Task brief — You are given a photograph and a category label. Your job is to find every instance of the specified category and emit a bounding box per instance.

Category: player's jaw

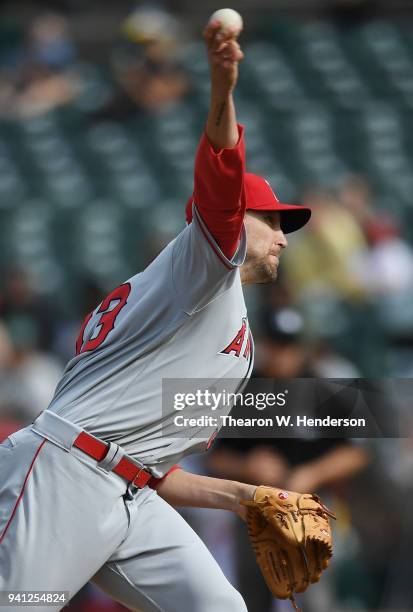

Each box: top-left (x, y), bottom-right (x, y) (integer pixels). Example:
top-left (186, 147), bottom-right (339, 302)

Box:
top-left (241, 211), bottom-right (288, 285)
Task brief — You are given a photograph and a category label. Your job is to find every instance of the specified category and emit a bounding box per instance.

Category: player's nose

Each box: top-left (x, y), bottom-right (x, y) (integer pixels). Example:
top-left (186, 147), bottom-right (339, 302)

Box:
top-left (275, 229), bottom-right (288, 250)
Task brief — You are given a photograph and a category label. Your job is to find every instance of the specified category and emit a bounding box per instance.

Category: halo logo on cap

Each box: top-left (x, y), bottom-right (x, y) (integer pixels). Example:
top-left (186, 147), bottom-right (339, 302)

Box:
top-left (264, 179), bottom-right (277, 200)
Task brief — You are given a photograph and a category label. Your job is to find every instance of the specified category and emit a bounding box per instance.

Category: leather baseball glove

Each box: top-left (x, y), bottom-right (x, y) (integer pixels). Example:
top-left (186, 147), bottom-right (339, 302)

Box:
top-left (240, 486), bottom-right (335, 611)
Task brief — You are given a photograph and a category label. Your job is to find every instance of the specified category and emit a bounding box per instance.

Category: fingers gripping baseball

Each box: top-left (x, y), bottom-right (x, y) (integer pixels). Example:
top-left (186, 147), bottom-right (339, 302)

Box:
top-left (204, 21), bottom-right (244, 92)
top-left (215, 39), bottom-right (244, 69)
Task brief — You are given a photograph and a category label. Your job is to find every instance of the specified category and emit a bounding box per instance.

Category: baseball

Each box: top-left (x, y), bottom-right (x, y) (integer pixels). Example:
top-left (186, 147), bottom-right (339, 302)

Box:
top-left (209, 8), bottom-right (243, 35)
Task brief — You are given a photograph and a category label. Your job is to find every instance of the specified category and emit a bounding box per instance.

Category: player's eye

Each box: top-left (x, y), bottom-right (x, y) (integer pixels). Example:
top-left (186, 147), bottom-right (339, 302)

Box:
top-left (264, 214), bottom-right (281, 231)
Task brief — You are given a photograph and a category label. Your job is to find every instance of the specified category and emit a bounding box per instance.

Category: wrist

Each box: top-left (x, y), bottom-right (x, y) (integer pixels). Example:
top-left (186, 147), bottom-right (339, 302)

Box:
top-left (232, 482), bottom-right (256, 521)
top-left (233, 481), bottom-right (256, 509)
top-left (210, 83), bottom-right (234, 100)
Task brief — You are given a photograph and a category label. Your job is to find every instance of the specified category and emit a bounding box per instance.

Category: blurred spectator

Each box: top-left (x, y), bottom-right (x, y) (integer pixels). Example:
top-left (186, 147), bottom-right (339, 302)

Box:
top-left (29, 12), bottom-right (76, 70)
top-left (362, 220), bottom-right (413, 294)
top-left (339, 175), bottom-right (413, 295)
top-left (283, 188), bottom-right (369, 304)
top-left (0, 12), bottom-right (80, 118)
top-left (94, 6), bottom-right (189, 120)
top-left (0, 267), bottom-right (63, 419)
top-left (255, 306), bottom-right (360, 378)
top-left (337, 175), bottom-right (377, 233)
top-left (338, 176), bottom-right (413, 342)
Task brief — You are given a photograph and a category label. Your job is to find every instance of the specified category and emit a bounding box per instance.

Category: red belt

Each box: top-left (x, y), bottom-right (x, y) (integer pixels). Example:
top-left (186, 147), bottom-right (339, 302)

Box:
top-left (73, 431), bottom-right (152, 488)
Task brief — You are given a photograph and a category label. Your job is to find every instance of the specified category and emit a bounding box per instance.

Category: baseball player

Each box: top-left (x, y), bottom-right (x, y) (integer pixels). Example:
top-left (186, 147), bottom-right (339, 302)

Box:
top-left (0, 21), bottom-right (311, 612)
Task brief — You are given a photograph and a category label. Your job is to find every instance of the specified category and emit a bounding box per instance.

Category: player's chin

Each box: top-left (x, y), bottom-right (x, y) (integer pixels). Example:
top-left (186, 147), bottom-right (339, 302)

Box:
top-left (255, 260), bottom-right (279, 284)
top-left (265, 266), bottom-right (279, 283)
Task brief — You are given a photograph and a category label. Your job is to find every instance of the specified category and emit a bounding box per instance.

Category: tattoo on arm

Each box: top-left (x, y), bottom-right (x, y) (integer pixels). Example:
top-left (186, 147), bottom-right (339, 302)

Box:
top-left (215, 102), bottom-right (226, 127)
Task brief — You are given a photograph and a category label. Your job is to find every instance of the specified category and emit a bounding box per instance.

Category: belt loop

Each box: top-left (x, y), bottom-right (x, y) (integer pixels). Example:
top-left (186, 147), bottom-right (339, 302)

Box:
top-left (98, 442), bottom-right (124, 473)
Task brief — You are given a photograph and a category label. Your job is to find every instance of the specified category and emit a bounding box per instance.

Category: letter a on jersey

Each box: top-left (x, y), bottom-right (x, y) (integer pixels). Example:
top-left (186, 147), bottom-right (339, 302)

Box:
top-left (221, 318), bottom-right (247, 358)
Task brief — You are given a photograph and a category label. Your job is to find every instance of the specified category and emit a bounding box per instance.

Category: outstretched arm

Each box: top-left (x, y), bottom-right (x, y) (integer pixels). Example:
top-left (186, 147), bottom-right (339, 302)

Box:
top-left (205, 21), bottom-right (243, 150)
top-left (156, 467), bottom-right (256, 520)
top-left (191, 22), bottom-right (246, 260)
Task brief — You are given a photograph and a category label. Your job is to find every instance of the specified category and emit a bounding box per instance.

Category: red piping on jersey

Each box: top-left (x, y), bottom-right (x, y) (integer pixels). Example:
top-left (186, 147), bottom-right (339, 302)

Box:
top-left (196, 210), bottom-right (234, 271)
top-left (0, 439), bottom-right (47, 546)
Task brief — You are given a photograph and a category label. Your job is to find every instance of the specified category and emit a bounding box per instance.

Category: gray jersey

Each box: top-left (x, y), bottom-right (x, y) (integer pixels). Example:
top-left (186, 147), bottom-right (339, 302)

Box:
top-left (47, 205), bottom-right (253, 476)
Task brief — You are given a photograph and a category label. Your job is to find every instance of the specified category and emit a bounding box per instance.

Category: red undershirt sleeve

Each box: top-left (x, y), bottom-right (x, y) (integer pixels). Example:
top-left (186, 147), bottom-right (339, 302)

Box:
top-left (193, 124), bottom-right (246, 260)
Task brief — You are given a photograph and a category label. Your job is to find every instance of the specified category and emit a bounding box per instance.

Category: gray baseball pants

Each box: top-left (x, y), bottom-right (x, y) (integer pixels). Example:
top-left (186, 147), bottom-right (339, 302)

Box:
top-left (0, 414), bottom-right (247, 612)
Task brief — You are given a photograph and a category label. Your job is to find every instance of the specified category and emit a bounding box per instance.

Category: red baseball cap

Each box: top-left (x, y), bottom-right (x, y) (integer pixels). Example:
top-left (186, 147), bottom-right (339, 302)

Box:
top-left (186, 172), bottom-right (311, 233)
